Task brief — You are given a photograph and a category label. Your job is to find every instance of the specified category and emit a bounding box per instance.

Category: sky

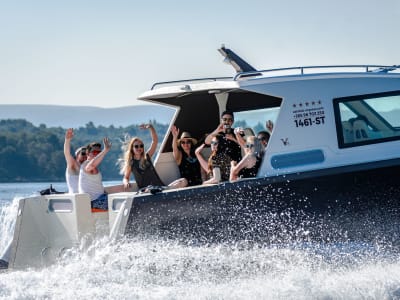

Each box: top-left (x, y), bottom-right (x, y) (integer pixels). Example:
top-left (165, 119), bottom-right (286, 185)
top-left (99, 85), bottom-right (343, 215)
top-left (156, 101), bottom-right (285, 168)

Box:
top-left (1, 0), bottom-right (399, 108)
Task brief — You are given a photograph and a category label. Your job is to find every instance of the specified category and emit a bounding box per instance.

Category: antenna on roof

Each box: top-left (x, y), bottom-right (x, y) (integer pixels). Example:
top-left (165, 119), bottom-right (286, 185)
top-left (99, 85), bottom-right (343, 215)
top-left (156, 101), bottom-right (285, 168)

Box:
top-left (218, 45), bottom-right (257, 73)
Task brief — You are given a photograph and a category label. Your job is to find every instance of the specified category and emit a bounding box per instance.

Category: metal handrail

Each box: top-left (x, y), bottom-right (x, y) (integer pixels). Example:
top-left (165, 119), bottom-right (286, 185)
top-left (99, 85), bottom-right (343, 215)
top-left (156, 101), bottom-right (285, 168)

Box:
top-left (151, 77), bottom-right (232, 90)
top-left (234, 65), bottom-right (400, 80)
top-left (150, 65), bottom-right (400, 90)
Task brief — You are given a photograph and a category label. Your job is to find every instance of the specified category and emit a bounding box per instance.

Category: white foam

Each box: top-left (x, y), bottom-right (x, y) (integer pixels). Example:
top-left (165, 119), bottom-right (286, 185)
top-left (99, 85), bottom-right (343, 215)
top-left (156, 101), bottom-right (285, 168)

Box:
top-left (0, 239), bottom-right (399, 299)
top-left (0, 197), bottom-right (20, 257)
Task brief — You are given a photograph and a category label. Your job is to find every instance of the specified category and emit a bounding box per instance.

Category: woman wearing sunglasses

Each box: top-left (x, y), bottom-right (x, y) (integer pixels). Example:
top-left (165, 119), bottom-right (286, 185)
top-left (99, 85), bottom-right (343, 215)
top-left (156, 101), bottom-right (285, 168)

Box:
top-left (195, 134), bottom-right (231, 185)
top-left (122, 123), bottom-right (187, 191)
top-left (229, 136), bottom-right (263, 181)
top-left (171, 125), bottom-right (202, 186)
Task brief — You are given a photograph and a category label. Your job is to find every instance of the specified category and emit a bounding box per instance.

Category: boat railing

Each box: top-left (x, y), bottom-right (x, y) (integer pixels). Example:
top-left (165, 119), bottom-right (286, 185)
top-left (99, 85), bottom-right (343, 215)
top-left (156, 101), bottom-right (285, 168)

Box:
top-left (234, 65), bottom-right (400, 80)
top-left (151, 77), bottom-right (232, 90)
top-left (150, 65), bottom-right (400, 90)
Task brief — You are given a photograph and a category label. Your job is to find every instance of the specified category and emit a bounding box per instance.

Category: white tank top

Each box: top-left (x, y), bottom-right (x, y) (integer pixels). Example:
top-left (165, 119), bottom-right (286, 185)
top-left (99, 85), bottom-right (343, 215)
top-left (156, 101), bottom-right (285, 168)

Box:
top-left (78, 161), bottom-right (104, 201)
top-left (66, 168), bottom-right (79, 194)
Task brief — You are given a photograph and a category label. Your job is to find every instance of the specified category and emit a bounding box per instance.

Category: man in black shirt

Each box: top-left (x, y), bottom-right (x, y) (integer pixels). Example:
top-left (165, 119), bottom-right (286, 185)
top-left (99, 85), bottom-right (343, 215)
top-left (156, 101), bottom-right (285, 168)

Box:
top-left (205, 110), bottom-right (242, 162)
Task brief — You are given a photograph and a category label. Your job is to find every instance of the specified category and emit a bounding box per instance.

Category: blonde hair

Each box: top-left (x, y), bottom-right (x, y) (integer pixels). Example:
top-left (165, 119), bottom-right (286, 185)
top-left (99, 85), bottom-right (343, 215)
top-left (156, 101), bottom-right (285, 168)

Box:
top-left (247, 136), bottom-right (263, 157)
top-left (120, 136), bottom-right (148, 173)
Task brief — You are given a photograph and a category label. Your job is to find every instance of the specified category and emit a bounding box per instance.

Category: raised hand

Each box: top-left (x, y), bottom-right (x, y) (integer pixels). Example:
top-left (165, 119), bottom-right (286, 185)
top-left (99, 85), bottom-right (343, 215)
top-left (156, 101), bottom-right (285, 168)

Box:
top-left (103, 137), bottom-right (112, 151)
top-left (139, 123), bottom-right (152, 130)
top-left (195, 143), bottom-right (205, 155)
top-left (266, 120), bottom-right (274, 133)
top-left (217, 123), bottom-right (225, 132)
top-left (65, 128), bottom-right (74, 140)
top-left (171, 125), bottom-right (179, 138)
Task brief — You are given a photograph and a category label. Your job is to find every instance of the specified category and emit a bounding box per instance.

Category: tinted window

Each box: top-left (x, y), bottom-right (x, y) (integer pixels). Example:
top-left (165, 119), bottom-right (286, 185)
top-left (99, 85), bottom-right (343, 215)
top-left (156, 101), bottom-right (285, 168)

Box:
top-left (334, 91), bottom-right (400, 148)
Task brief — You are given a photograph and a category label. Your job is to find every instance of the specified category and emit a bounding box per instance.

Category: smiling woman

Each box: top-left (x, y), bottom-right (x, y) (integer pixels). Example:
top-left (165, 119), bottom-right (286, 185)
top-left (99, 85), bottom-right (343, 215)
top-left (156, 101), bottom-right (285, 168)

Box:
top-left (122, 124), bottom-right (188, 191)
top-left (171, 126), bottom-right (202, 186)
top-left (195, 134), bottom-right (231, 185)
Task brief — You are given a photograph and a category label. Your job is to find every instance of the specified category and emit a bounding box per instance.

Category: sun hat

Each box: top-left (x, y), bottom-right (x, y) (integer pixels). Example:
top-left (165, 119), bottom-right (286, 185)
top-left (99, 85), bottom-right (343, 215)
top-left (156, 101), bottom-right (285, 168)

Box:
top-left (177, 132), bottom-right (198, 145)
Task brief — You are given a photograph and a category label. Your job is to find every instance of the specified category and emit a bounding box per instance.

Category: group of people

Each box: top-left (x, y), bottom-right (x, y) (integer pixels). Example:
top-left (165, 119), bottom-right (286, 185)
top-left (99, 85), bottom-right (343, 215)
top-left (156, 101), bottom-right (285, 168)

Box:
top-left (64, 111), bottom-right (272, 210)
top-left (64, 128), bottom-right (112, 210)
top-left (195, 111), bottom-right (270, 184)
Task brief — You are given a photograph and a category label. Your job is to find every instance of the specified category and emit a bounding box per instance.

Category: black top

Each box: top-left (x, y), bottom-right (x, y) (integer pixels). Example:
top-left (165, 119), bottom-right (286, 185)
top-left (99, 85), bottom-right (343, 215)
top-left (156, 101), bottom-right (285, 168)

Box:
top-left (239, 156), bottom-right (262, 178)
top-left (179, 151), bottom-right (202, 186)
top-left (239, 155), bottom-right (262, 178)
top-left (220, 132), bottom-right (242, 162)
top-left (211, 152), bottom-right (231, 182)
top-left (130, 153), bottom-right (165, 188)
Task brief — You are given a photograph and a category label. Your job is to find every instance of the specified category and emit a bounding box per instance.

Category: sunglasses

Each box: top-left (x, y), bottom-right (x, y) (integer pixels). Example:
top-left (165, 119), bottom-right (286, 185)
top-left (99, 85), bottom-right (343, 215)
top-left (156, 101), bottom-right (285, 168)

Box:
top-left (245, 144), bottom-right (254, 148)
top-left (181, 140), bottom-right (191, 145)
top-left (134, 144), bottom-right (144, 149)
top-left (210, 141), bottom-right (219, 145)
top-left (222, 118), bottom-right (233, 122)
top-left (258, 137), bottom-right (267, 141)
top-left (91, 150), bottom-right (101, 155)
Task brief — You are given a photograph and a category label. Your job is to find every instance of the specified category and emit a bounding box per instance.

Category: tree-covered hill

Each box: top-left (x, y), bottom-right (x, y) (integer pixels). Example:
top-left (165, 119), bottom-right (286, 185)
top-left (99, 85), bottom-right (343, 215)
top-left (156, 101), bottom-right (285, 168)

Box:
top-left (0, 119), bottom-right (168, 182)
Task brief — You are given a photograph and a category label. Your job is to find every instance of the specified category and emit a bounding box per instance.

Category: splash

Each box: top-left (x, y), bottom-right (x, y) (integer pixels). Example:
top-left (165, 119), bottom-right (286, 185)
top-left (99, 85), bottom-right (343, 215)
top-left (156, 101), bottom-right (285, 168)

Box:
top-left (0, 197), bottom-right (20, 256)
top-left (1, 238), bottom-right (400, 299)
top-left (1, 181), bottom-right (400, 298)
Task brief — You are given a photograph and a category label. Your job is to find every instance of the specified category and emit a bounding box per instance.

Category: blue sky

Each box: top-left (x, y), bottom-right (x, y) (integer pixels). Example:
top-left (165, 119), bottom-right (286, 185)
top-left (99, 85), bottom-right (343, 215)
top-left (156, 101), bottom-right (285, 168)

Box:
top-left (1, 0), bottom-right (399, 107)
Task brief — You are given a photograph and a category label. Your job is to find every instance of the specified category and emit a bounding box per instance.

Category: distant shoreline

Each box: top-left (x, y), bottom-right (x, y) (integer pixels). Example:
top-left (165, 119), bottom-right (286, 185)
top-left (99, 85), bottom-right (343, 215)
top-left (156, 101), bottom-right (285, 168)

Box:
top-left (0, 104), bottom-right (175, 128)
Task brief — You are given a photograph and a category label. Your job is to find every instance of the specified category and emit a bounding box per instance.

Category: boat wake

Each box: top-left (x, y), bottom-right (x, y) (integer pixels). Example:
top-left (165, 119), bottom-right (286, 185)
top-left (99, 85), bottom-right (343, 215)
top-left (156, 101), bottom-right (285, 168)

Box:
top-left (0, 236), bottom-right (400, 299)
top-left (1, 196), bottom-right (400, 299)
top-left (0, 197), bottom-right (19, 258)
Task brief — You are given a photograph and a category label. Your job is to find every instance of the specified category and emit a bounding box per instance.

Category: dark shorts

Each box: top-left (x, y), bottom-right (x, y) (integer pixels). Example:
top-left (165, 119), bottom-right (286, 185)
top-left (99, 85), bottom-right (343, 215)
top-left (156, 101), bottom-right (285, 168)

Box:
top-left (91, 193), bottom-right (108, 210)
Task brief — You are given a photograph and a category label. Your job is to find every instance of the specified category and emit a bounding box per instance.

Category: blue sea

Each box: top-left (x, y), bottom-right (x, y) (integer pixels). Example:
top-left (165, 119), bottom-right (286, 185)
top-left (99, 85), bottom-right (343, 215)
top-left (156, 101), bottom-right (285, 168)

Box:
top-left (1, 182), bottom-right (400, 299)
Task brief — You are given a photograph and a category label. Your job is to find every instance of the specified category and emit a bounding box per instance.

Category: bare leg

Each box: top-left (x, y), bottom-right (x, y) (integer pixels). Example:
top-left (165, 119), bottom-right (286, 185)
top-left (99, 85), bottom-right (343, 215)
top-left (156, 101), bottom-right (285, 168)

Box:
top-left (168, 178), bottom-right (188, 189)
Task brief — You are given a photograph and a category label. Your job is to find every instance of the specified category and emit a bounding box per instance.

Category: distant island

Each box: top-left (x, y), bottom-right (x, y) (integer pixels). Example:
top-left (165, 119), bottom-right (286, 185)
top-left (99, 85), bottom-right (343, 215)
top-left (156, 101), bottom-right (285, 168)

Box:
top-left (0, 104), bottom-right (175, 128)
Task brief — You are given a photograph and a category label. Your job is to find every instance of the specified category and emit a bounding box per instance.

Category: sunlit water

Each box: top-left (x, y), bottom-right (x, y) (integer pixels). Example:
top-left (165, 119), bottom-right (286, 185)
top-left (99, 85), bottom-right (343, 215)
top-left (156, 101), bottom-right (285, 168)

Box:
top-left (1, 182), bottom-right (400, 299)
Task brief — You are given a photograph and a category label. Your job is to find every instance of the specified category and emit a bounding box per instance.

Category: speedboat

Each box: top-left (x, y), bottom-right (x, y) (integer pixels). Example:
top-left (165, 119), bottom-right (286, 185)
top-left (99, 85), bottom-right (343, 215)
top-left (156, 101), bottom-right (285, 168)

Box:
top-left (2, 46), bottom-right (400, 269)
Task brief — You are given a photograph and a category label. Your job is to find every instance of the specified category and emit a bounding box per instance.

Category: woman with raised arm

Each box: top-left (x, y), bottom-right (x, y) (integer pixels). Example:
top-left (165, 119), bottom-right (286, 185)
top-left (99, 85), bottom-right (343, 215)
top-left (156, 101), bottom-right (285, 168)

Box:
top-left (171, 125), bottom-right (202, 186)
top-left (229, 135), bottom-right (263, 182)
top-left (195, 134), bottom-right (231, 185)
top-left (122, 123), bottom-right (187, 191)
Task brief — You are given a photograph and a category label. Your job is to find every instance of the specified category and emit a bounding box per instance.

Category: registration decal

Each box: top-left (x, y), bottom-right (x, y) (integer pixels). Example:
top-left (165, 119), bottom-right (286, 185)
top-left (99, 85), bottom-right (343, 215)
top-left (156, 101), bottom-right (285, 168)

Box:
top-left (292, 100), bottom-right (325, 128)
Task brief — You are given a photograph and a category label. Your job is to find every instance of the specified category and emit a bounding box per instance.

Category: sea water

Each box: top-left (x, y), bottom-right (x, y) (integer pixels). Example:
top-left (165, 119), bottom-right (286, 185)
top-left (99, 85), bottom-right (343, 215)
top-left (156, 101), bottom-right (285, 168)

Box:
top-left (1, 183), bottom-right (400, 299)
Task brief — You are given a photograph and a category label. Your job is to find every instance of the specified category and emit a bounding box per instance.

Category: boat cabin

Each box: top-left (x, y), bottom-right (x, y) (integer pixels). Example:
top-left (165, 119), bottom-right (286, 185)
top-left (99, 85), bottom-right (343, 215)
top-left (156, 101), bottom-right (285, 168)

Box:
top-left (139, 63), bottom-right (400, 186)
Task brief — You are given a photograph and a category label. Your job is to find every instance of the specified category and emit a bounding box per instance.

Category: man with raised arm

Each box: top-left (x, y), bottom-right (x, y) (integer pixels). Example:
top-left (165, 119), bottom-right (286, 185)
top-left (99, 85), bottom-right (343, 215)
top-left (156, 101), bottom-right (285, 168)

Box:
top-left (205, 110), bottom-right (242, 162)
top-left (78, 137), bottom-right (112, 210)
top-left (64, 128), bottom-right (87, 194)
